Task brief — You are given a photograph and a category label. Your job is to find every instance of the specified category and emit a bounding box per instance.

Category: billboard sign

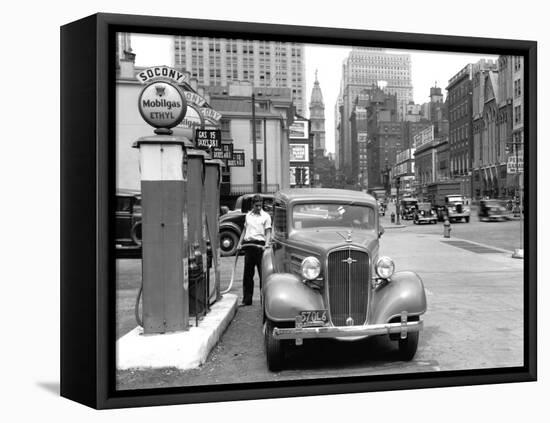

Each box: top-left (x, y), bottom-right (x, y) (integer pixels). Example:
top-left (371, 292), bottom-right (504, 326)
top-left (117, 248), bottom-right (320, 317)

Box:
top-left (289, 143), bottom-right (309, 162)
top-left (289, 120), bottom-right (309, 139)
top-left (507, 150), bottom-right (524, 174)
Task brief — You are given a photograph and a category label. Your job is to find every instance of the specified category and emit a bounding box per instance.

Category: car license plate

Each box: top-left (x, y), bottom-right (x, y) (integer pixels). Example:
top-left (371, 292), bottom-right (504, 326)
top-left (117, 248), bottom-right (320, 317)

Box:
top-left (298, 310), bottom-right (327, 327)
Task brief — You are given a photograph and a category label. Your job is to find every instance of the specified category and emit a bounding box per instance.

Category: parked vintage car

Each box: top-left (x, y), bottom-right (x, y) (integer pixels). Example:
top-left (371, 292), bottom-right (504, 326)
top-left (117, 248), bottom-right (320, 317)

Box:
top-left (261, 189), bottom-right (427, 371)
top-left (413, 202), bottom-right (438, 224)
top-left (478, 199), bottom-right (508, 222)
top-left (400, 197), bottom-right (418, 220)
top-left (115, 189), bottom-right (142, 258)
top-left (219, 193), bottom-right (274, 256)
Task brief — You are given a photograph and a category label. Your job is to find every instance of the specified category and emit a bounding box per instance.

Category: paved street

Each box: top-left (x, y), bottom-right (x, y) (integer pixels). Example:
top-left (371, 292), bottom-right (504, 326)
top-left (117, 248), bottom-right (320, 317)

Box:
top-left (116, 210), bottom-right (524, 390)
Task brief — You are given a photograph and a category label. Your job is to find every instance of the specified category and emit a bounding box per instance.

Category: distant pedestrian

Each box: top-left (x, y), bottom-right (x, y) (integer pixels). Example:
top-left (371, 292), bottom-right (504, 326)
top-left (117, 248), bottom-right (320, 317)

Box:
top-left (237, 195), bottom-right (272, 306)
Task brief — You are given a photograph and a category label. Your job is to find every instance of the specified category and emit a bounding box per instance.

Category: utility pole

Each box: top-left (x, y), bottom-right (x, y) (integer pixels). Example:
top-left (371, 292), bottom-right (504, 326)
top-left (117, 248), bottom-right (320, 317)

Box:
top-left (396, 175), bottom-right (401, 225)
top-left (507, 138), bottom-right (524, 259)
top-left (251, 92), bottom-right (258, 193)
top-left (263, 116), bottom-right (267, 193)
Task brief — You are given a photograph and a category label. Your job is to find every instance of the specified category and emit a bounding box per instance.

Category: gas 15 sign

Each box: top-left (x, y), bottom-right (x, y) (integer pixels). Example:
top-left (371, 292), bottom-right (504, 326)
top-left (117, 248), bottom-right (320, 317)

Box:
top-left (195, 129), bottom-right (221, 149)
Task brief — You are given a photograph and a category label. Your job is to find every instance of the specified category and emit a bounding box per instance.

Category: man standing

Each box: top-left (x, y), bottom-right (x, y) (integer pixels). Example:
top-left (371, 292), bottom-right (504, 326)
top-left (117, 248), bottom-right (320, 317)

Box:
top-left (238, 195), bottom-right (272, 306)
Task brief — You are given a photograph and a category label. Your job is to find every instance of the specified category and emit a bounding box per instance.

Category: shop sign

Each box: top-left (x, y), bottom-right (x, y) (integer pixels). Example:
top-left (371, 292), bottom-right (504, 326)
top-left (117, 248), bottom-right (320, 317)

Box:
top-left (289, 143), bottom-right (309, 162)
top-left (289, 120), bottom-right (309, 139)
top-left (227, 151), bottom-right (245, 167)
top-left (507, 151), bottom-right (524, 174)
top-left (212, 143), bottom-right (233, 160)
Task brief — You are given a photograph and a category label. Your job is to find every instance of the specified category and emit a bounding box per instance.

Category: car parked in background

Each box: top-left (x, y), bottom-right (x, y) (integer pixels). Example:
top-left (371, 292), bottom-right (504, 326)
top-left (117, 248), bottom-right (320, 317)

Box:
top-left (115, 189), bottom-right (142, 258)
top-left (444, 195), bottom-right (471, 223)
top-left (413, 202), bottom-right (438, 224)
top-left (400, 197), bottom-right (418, 220)
top-left (219, 193), bottom-right (274, 256)
top-left (478, 199), bottom-right (508, 222)
top-left (261, 189), bottom-right (427, 371)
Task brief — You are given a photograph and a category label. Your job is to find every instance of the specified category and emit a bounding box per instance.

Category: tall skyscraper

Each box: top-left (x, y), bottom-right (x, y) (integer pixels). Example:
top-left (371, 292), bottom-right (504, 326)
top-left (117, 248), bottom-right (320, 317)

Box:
top-left (309, 70), bottom-right (326, 153)
top-left (174, 37), bottom-right (306, 115)
top-left (335, 48), bottom-right (413, 178)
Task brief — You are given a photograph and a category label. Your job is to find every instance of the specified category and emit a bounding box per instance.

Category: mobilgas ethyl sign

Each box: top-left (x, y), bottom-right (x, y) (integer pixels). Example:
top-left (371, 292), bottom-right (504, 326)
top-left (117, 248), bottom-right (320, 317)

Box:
top-left (137, 67), bottom-right (188, 130)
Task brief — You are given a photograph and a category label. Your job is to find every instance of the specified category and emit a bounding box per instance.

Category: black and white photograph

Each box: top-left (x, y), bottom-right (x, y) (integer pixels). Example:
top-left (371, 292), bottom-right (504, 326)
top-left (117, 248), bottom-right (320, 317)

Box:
top-left (7, 0), bottom-right (548, 421)
top-left (114, 30), bottom-right (528, 390)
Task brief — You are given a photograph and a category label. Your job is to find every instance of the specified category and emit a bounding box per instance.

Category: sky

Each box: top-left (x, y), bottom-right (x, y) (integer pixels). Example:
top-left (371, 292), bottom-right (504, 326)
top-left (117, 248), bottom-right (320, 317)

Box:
top-left (130, 34), bottom-right (498, 154)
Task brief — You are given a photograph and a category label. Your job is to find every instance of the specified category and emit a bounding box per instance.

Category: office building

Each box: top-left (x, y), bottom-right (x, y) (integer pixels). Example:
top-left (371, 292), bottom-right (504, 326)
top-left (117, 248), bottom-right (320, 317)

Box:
top-left (174, 37), bottom-right (306, 115)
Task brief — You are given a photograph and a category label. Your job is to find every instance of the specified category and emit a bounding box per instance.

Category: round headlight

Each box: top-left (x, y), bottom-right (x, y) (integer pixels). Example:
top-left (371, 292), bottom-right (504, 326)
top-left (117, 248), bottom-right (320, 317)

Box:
top-left (301, 257), bottom-right (321, 280)
top-left (376, 256), bottom-right (395, 279)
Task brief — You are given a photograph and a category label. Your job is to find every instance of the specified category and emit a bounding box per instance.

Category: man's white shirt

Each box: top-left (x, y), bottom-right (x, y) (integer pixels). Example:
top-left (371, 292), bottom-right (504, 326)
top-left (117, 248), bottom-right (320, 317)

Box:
top-left (244, 209), bottom-right (272, 242)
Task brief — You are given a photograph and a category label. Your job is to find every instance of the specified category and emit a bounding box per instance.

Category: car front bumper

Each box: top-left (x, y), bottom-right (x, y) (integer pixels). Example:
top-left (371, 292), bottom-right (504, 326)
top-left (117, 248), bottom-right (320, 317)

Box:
top-left (448, 213), bottom-right (470, 218)
top-left (416, 217), bottom-right (437, 222)
top-left (273, 313), bottom-right (423, 341)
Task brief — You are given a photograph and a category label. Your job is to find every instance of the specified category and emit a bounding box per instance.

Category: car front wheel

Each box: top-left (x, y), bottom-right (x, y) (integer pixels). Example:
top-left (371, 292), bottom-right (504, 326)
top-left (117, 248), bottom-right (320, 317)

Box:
top-left (219, 230), bottom-right (239, 256)
top-left (398, 331), bottom-right (419, 361)
top-left (264, 319), bottom-right (284, 371)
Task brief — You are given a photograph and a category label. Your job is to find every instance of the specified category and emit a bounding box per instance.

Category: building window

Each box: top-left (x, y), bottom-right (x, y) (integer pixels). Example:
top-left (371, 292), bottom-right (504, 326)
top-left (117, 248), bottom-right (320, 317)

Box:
top-left (250, 120), bottom-right (263, 142)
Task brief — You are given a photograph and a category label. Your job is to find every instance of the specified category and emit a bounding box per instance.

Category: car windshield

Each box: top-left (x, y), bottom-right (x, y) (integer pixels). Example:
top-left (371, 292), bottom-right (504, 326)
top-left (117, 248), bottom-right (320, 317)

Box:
top-left (401, 200), bottom-right (417, 207)
top-left (292, 203), bottom-right (376, 230)
top-left (447, 196), bottom-right (464, 203)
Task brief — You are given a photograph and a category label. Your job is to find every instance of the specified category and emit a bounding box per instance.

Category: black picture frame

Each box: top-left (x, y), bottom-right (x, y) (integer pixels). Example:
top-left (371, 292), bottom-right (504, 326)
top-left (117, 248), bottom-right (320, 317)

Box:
top-left (60, 12), bottom-right (537, 409)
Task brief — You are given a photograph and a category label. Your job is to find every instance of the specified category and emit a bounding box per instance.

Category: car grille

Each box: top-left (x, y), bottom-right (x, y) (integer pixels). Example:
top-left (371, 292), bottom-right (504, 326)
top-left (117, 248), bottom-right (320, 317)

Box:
top-left (327, 249), bottom-right (369, 326)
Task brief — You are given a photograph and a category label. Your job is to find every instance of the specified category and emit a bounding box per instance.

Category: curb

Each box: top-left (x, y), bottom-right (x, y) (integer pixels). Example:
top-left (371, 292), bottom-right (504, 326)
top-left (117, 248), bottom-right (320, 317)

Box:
top-left (116, 293), bottom-right (238, 370)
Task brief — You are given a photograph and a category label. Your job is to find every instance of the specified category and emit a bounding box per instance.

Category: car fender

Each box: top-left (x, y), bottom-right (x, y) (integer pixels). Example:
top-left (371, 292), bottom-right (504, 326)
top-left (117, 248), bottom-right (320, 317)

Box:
top-left (263, 273), bottom-right (324, 322)
top-left (219, 221), bottom-right (241, 236)
top-left (370, 271), bottom-right (427, 324)
top-left (261, 248), bottom-right (275, 281)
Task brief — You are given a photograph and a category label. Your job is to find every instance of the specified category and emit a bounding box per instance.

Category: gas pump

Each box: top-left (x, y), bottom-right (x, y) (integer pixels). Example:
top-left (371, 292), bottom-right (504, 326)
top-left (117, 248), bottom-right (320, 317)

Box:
top-left (204, 158), bottom-right (224, 302)
top-left (186, 148), bottom-right (210, 319)
top-left (132, 69), bottom-right (193, 334)
top-left (133, 135), bottom-right (193, 334)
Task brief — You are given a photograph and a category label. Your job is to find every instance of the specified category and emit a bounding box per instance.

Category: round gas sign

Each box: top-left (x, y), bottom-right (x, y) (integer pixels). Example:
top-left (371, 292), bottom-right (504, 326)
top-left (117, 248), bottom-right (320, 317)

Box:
top-left (138, 81), bottom-right (187, 130)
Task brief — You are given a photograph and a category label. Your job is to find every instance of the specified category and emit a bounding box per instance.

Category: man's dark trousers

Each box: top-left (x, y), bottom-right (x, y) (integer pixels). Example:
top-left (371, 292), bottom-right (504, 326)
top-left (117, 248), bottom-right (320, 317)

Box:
top-left (242, 243), bottom-right (264, 304)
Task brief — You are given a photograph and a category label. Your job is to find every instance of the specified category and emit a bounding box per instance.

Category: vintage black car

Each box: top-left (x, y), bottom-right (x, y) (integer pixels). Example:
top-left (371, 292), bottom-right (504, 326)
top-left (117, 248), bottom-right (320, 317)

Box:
top-left (400, 197), bottom-right (418, 220)
top-left (478, 199), bottom-right (508, 222)
top-left (219, 193), bottom-right (274, 256)
top-left (115, 189), bottom-right (142, 258)
top-left (413, 202), bottom-right (438, 224)
top-left (261, 189), bottom-right (427, 371)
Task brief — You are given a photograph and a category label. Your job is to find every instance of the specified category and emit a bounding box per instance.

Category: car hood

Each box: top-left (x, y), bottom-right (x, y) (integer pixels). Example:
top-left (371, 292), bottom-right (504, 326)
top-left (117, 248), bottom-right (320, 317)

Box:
top-left (288, 229), bottom-right (378, 251)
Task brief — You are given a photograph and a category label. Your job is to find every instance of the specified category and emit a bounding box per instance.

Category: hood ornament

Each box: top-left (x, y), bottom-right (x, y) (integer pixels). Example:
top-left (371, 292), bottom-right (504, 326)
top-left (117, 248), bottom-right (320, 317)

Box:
top-left (346, 230), bottom-right (353, 243)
